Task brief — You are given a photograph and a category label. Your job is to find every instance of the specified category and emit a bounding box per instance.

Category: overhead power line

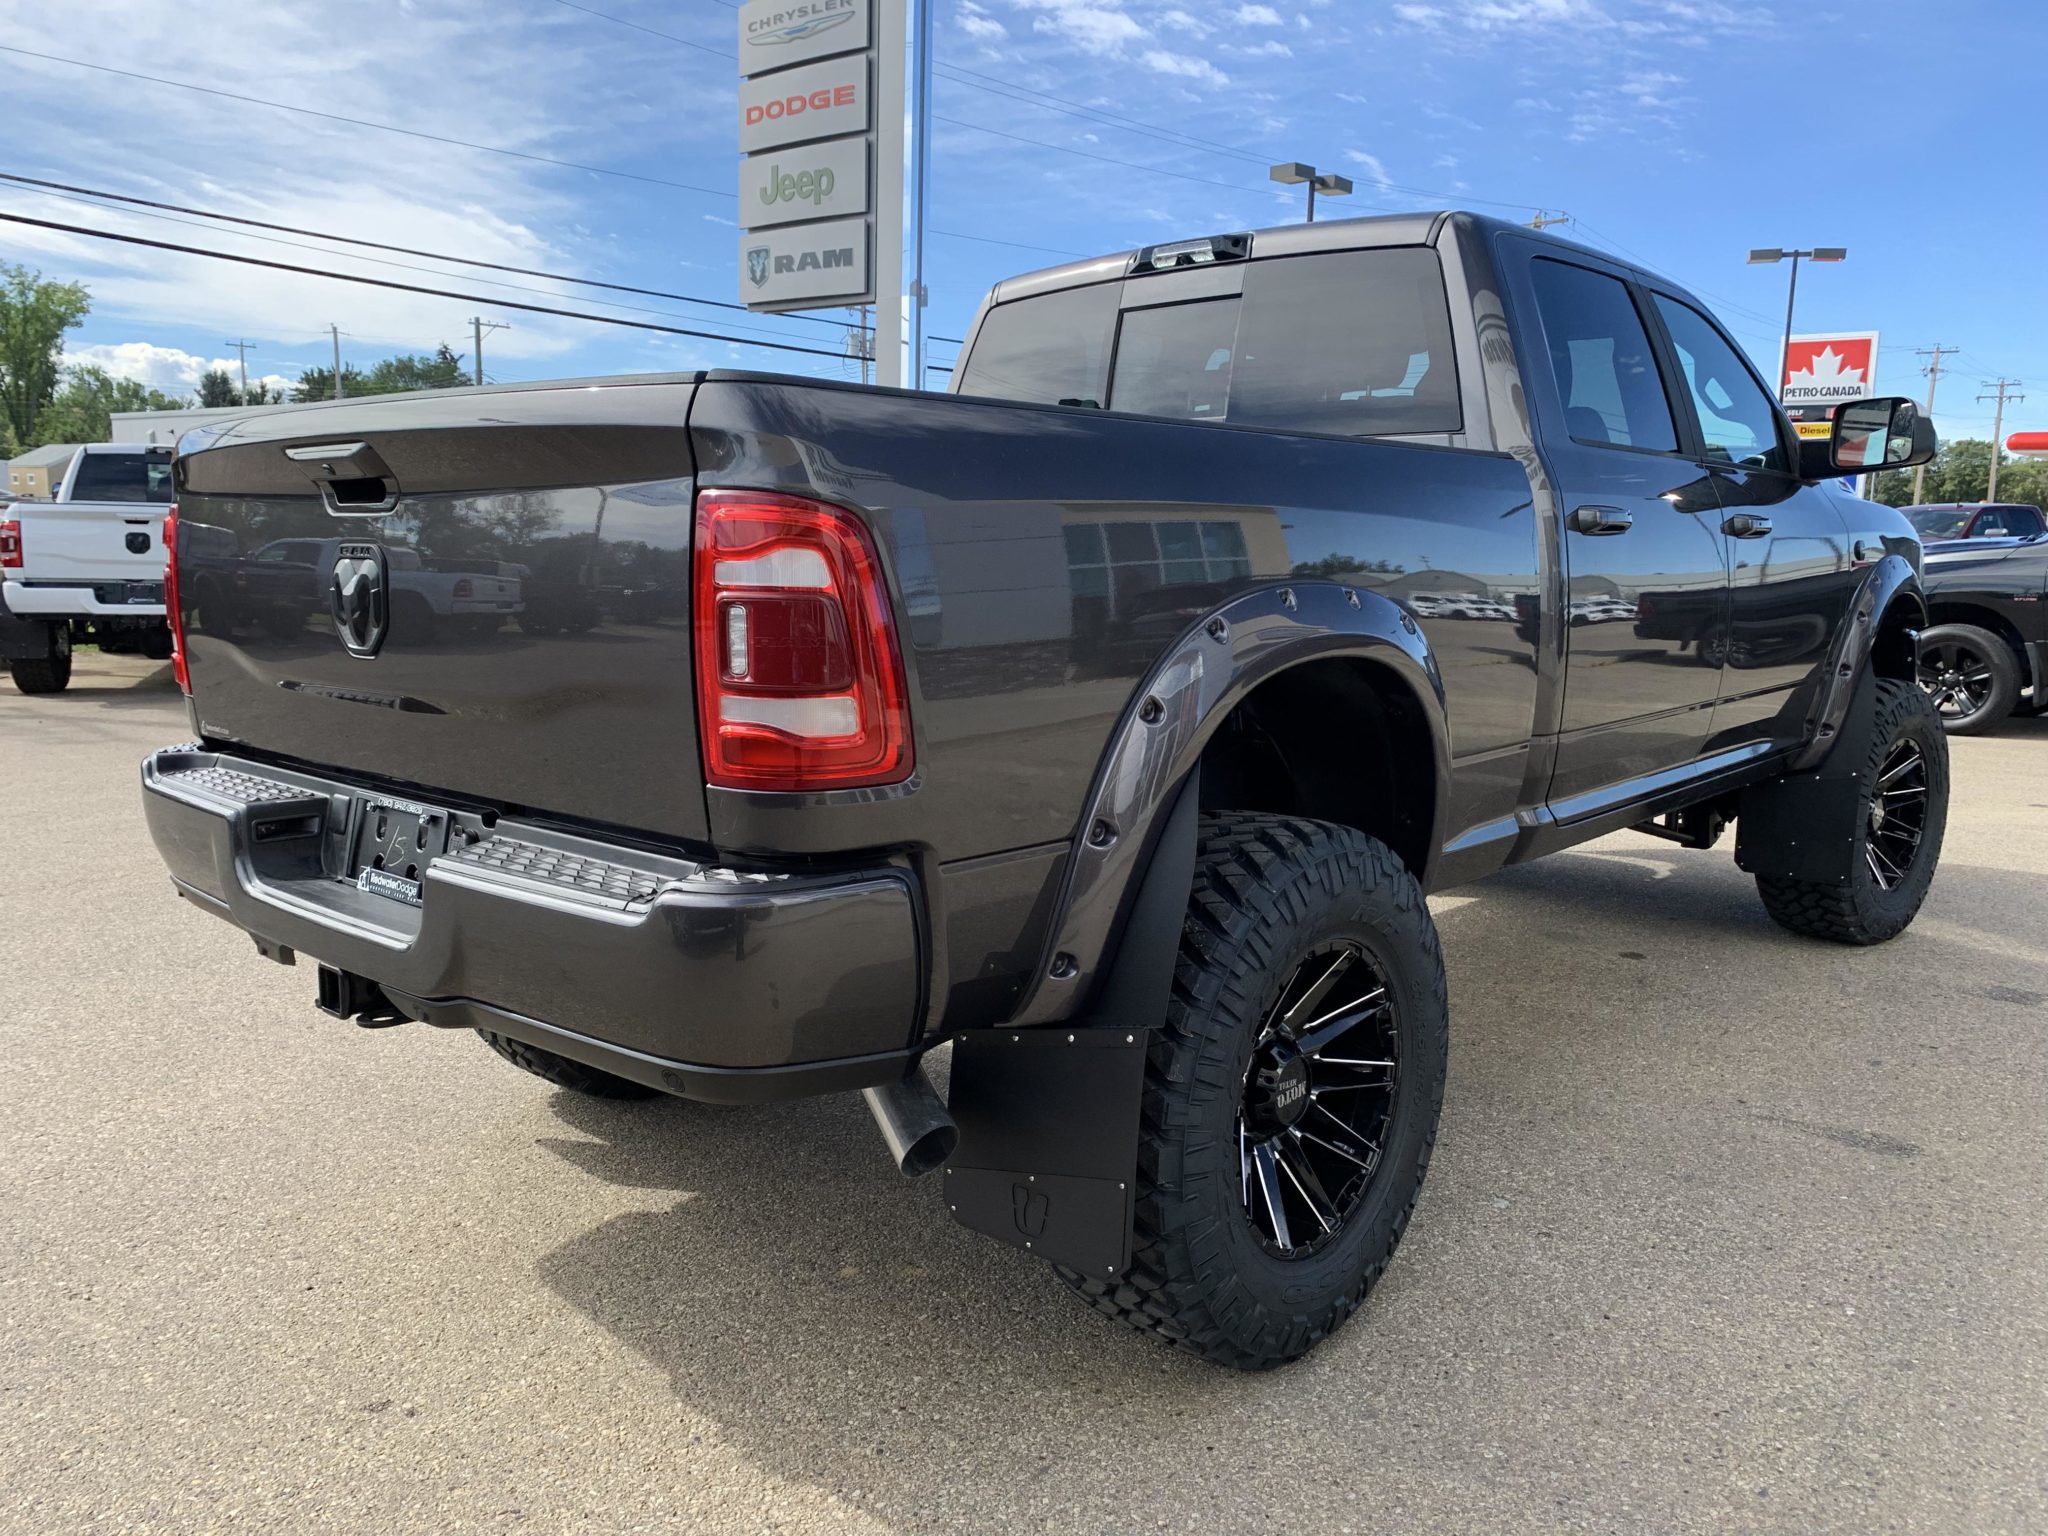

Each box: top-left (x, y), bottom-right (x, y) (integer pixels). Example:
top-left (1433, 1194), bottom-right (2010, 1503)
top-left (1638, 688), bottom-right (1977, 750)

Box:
top-left (0, 46), bottom-right (1070, 262)
top-left (0, 170), bottom-right (859, 332)
top-left (0, 45), bottom-right (736, 199)
top-left (0, 211), bottom-right (851, 362)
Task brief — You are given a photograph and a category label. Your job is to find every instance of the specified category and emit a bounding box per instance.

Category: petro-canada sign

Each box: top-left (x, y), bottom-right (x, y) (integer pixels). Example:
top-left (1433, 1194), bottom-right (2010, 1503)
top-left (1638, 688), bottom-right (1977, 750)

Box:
top-left (1781, 331), bottom-right (1880, 408)
top-left (736, 0), bottom-right (876, 311)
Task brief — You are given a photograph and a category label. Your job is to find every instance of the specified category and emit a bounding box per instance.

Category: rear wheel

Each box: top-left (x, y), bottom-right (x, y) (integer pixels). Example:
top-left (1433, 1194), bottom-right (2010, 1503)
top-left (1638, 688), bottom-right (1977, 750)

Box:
top-left (1061, 812), bottom-right (1448, 1371)
top-left (1916, 622), bottom-right (2018, 734)
top-left (1755, 678), bottom-right (1948, 945)
top-left (8, 626), bottom-right (73, 694)
top-left (477, 1031), bottom-right (663, 1099)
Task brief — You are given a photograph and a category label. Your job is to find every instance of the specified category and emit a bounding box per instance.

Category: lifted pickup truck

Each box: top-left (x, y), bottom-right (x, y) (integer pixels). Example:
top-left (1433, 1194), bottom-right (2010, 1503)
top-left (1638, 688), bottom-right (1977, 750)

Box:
top-left (2, 442), bottom-right (175, 692)
top-left (141, 213), bottom-right (1944, 1369)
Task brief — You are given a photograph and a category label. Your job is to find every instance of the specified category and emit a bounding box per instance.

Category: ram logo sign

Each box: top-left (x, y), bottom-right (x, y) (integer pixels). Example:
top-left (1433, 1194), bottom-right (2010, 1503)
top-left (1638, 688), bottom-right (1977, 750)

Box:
top-left (736, 217), bottom-right (870, 310)
top-left (1781, 332), bottom-right (1880, 407)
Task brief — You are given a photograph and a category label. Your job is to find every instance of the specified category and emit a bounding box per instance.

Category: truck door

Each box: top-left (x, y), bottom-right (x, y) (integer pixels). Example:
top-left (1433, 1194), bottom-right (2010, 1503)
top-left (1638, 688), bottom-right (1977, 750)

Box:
top-left (1507, 246), bottom-right (1729, 806)
top-left (1642, 291), bottom-right (1858, 752)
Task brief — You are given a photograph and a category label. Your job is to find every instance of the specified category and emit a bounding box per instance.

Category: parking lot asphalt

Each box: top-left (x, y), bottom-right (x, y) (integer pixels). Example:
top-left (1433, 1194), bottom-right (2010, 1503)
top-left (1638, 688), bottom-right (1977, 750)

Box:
top-left (3, 652), bottom-right (2044, 1535)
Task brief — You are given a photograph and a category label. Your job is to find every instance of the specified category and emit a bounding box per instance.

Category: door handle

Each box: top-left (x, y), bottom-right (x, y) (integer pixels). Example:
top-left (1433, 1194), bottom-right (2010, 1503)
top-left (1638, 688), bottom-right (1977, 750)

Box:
top-left (1723, 513), bottom-right (1772, 539)
top-left (1567, 505), bottom-right (1633, 536)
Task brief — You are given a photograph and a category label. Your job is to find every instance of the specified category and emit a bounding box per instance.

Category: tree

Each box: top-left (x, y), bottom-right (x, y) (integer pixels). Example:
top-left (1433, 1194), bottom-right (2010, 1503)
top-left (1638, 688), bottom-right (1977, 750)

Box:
top-left (197, 368), bottom-right (239, 407)
top-left (291, 363), bottom-right (368, 402)
top-left (0, 263), bottom-right (91, 447)
top-left (1869, 440), bottom-right (2048, 509)
top-left (364, 344), bottom-right (470, 393)
top-left (35, 365), bottom-right (189, 445)
top-left (292, 345), bottom-right (470, 403)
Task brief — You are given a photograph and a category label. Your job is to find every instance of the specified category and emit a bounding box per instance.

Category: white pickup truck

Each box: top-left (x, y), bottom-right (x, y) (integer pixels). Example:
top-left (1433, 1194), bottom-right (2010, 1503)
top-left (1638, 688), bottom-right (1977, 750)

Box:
top-left (0, 443), bottom-right (174, 693)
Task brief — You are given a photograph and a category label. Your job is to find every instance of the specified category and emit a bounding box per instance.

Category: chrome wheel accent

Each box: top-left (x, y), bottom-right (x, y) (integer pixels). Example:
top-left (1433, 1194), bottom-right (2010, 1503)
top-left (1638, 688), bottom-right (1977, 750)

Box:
top-left (1865, 740), bottom-right (1928, 892)
top-left (1237, 940), bottom-right (1399, 1258)
top-left (1917, 639), bottom-right (1995, 719)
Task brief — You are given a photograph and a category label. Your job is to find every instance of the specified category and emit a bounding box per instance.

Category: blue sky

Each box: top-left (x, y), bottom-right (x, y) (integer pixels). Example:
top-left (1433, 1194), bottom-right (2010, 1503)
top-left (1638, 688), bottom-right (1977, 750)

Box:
top-left (3, 0), bottom-right (2042, 447)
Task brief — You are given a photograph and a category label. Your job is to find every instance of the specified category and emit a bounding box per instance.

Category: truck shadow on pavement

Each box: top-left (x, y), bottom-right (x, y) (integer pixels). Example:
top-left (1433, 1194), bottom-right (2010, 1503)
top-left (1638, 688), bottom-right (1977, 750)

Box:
top-left (531, 1080), bottom-right (1300, 1526)
top-left (525, 837), bottom-right (2048, 1528)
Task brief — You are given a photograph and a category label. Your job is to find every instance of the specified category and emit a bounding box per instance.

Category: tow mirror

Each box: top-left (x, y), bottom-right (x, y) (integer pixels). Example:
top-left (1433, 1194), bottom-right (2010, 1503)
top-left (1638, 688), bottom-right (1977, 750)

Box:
top-left (1802, 396), bottom-right (1937, 479)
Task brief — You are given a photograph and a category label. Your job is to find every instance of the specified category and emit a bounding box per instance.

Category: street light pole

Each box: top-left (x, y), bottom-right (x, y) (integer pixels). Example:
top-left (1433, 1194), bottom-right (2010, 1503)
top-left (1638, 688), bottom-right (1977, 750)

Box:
top-left (1269, 162), bottom-right (1353, 224)
top-left (1746, 245), bottom-right (1847, 396)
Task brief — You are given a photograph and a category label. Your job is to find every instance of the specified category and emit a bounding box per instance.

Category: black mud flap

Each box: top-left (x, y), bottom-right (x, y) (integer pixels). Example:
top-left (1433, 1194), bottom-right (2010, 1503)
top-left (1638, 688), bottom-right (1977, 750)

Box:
top-left (0, 609), bottom-right (57, 661)
top-left (1734, 667), bottom-right (1877, 884)
top-left (944, 767), bottom-right (1198, 1278)
top-left (944, 1027), bottom-right (1150, 1280)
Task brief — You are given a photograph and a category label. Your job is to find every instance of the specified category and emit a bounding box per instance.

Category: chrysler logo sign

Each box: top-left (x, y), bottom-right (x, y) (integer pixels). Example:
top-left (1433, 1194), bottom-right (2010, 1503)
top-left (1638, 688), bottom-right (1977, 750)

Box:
top-left (331, 542), bottom-right (389, 658)
top-left (746, 3), bottom-right (855, 49)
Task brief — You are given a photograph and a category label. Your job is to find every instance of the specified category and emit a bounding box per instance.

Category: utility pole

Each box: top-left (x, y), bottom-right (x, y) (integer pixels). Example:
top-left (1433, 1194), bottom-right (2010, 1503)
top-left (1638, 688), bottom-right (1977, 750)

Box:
top-left (1912, 344), bottom-right (1953, 503)
top-left (1528, 210), bottom-right (1572, 230)
top-left (468, 317), bottom-right (509, 385)
top-left (1978, 378), bottom-right (2025, 502)
top-left (329, 323), bottom-right (344, 400)
top-left (224, 339), bottom-right (256, 402)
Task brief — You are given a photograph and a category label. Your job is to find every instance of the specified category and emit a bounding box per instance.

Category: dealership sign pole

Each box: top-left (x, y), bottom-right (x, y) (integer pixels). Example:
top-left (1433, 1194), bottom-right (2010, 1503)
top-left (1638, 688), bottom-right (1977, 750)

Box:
top-left (737, 0), bottom-right (918, 388)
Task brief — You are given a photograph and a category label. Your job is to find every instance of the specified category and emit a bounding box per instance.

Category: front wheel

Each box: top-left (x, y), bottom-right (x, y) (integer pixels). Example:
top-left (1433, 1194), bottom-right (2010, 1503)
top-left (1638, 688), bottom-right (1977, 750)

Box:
top-left (1755, 678), bottom-right (1948, 945)
top-left (1916, 622), bottom-right (2018, 734)
top-left (1062, 813), bottom-right (1448, 1371)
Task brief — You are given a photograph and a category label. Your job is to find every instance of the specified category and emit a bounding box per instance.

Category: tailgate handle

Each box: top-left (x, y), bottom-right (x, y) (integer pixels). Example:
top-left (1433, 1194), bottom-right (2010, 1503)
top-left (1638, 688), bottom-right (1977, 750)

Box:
top-left (284, 441), bottom-right (401, 516)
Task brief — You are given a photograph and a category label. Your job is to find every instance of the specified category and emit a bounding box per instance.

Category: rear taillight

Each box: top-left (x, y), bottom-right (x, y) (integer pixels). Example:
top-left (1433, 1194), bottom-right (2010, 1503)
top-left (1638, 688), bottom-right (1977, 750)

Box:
top-left (693, 487), bottom-right (911, 790)
top-left (452, 577), bottom-right (473, 599)
top-left (163, 504), bottom-right (190, 695)
top-left (0, 518), bottom-right (20, 569)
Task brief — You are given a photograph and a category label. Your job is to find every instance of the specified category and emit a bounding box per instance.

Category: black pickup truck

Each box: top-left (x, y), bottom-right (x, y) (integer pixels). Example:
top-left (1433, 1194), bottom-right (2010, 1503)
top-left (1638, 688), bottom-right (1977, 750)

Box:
top-left (1915, 516), bottom-right (2048, 733)
top-left (142, 212), bottom-right (1945, 1370)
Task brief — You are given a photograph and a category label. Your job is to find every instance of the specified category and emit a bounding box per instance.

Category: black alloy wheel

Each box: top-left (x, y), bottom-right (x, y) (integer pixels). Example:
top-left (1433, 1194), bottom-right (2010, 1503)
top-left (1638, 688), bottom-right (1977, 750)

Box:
top-left (1238, 941), bottom-right (1400, 1256)
top-left (1915, 623), bottom-right (2018, 735)
top-left (1863, 738), bottom-right (1930, 893)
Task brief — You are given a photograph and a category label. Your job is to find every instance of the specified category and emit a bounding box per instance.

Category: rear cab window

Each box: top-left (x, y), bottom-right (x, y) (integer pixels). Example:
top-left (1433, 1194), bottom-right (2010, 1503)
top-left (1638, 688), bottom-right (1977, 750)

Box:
top-left (957, 245), bottom-right (1461, 439)
top-left (69, 449), bottom-right (174, 504)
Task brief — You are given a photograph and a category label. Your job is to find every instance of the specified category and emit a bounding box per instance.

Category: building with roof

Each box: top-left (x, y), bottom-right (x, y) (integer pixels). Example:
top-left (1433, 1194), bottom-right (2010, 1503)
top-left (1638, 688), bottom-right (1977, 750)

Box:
top-left (5, 442), bottom-right (83, 500)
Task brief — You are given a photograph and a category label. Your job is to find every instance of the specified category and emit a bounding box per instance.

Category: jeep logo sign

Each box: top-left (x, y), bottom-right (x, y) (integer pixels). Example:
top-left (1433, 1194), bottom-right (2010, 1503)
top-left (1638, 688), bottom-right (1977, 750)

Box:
top-left (739, 137), bottom-right (868, 228)
top-left (736, 217), bottom-right (869, 307)
top-left (738, 53), bottom-right (868, 154)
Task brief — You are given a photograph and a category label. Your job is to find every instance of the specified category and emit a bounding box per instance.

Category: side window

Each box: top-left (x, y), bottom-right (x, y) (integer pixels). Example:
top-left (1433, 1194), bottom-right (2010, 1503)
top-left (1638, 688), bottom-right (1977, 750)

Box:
top-left (1527, 259), bottom-right (1677, 452)
top-left (1650, 295), bottom-right (1791, 473)
top-left (2008, 506), bottom-right (2045, 538)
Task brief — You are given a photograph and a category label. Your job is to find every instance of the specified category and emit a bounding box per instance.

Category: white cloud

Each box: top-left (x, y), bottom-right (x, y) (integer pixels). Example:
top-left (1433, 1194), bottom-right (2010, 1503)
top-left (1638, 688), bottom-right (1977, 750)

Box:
top-left (65, 341), bottom-right (290, 398)
top-left (1228, 38), bottom-right (1295, 56)
top-left (1344, 150), bottom-right (1393, 186)
top-left (1015, 0), bottom-right (1145, 53)
top-left (1159, 8), bottom-right (1215, 36)
top-left (1231, 3), bottom-right (1284, 22)
top-left (960, 1), bottom-right (1010, 39)
top-left (1620, 68), bottom-right (1684, 102)
top-left (0, 0), bottom-right (728, 368)
top-left (1139, 49), bottom-right (1231, 86)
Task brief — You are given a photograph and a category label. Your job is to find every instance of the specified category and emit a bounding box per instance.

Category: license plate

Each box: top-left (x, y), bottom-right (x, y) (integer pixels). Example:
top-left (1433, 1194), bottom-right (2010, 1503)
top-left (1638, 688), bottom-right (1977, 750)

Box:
top-left (349, 795), bottom-right (450, 906)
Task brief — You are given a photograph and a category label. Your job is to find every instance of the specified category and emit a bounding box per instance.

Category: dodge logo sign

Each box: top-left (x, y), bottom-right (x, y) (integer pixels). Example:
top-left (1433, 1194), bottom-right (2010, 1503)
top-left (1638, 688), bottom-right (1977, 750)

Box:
top-left (331, 542), bottom-right (389, 658)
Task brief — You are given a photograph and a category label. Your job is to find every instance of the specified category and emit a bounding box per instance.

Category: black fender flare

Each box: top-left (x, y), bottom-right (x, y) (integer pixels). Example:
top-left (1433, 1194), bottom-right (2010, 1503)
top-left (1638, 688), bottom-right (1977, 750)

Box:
top-left (1006, 580), bottom-right (1451, 1029)
top-left (1790, 553), bottom-right (1925, 772)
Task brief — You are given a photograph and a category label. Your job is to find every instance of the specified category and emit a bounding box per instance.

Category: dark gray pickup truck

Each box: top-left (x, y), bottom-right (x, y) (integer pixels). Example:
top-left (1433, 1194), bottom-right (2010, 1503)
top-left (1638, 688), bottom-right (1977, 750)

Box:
top-left (142, 212), bottom-right (1946, 1370)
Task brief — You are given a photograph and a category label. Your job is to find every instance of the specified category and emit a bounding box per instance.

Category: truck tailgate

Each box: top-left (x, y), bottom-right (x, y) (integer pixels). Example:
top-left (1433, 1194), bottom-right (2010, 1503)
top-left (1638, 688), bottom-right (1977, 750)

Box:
top-left (11, 500), bottom-right (168, 602)
top-left (172, 378), bottom-right (709, 843)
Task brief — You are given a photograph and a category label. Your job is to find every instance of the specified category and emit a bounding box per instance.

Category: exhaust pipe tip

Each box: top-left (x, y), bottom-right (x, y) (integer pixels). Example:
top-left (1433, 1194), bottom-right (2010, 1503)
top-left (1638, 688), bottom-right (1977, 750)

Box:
top-left (863, 1066), bottom-right (958, 1179)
